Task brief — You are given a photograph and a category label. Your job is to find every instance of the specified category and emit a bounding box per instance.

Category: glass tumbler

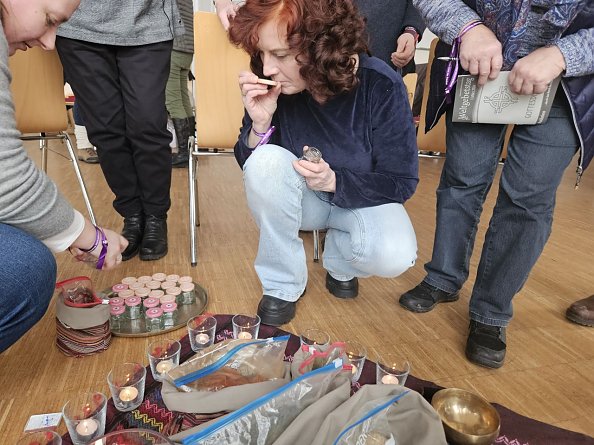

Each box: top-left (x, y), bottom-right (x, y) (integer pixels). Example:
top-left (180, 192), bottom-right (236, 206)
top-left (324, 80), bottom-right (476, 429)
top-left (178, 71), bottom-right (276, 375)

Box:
top-left (107, 362), bottom-right (146, 412)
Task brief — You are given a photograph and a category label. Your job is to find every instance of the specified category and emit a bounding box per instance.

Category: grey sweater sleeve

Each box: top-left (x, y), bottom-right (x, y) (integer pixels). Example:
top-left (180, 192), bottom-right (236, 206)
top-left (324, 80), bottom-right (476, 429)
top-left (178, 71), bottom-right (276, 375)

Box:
top-left (0, 29), bottom-right (75, 240)
top-left (412, 0), bottom-right (480, 44)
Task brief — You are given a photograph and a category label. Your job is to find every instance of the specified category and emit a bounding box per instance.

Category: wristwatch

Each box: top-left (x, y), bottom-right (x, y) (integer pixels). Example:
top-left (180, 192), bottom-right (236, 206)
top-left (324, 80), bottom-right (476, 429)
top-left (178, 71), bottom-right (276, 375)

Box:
top-left (402, 26), bottom-right (420, 43)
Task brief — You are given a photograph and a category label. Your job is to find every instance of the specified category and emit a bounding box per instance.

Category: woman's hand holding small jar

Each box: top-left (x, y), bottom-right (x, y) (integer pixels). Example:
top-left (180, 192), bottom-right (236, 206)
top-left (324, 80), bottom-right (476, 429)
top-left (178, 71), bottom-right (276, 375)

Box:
top-left (293, 146), bottom-right (336, 192)
top-left (69, 218), bottom-right (128, 270)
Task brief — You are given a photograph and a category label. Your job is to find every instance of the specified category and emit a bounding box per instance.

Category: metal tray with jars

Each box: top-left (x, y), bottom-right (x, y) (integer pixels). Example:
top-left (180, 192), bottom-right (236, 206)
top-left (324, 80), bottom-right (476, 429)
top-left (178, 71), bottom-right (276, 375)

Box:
top-left (99, 282), bottom-right (208, 338)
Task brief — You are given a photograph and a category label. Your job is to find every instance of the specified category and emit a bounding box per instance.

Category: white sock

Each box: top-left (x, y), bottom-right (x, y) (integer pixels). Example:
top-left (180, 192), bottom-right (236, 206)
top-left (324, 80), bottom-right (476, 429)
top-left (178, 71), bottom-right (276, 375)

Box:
top-left (74, 125), bottom-right (92, 150)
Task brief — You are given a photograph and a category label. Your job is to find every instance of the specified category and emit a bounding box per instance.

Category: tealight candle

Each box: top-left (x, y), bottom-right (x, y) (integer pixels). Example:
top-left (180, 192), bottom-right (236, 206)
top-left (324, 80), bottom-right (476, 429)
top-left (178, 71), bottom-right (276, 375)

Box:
top-left (119, 386), bottom-right (138, 402)
top-left (155, 359), bottom-right (174, 374)
top-left (75, 418), bottom-right (98, 437)
top-left (195, 333), bottom-right (210, 344)
top-left (351, 364), bottom-right (358, 375)
top-left (381, 374), bottom-right (399, 385)
top-left (237, 332), bottom-right (253, 340)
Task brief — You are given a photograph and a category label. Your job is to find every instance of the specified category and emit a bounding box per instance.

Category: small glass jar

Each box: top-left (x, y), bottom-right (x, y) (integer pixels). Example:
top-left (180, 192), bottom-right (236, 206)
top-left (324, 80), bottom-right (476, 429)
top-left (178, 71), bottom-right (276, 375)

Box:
top-left (143, 297), bottom-right (160, 313)
top-left (145, 307), bottom-right (164, 332)
top-left (148, 289), bottom-right (165, 299)
top-left (109, 297), bottom-right (124, 307)
top-left (137, 275), bottom-right (152, 284)
top-left (112, 283), bottom-right (128, 294)
top-left (125, 297), bottom-right (142, 320)
top-left (118, 289), bottom-right (134, 300)
top-left (152, 272), bottom-right (167, 282)
top-left (135, 287), bottom-right (150, 299)
top-left (179, 283), bottom-right (196, 305)
top-left (161, 302), bottom-right (178, 327)
top-left (166, 287), bottom-right (182, 304)
top-left (110, 305), bottom-right (125, 330)
top-left (159, 294), bottom-right (176, 305)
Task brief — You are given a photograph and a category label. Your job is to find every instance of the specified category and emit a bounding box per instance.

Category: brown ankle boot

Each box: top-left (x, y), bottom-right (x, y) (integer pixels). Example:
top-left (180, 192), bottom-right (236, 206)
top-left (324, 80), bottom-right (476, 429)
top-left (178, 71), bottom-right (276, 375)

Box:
top-left (566, 295), bottom-right (594, 327)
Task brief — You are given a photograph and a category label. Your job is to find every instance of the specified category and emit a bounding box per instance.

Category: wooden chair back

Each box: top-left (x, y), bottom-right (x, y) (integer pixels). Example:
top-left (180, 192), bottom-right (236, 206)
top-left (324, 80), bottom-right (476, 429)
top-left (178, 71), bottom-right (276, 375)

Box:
top-left (194, 11), bottom-right (250, 150)
top-left (9, 47), bottom-right (68, 134)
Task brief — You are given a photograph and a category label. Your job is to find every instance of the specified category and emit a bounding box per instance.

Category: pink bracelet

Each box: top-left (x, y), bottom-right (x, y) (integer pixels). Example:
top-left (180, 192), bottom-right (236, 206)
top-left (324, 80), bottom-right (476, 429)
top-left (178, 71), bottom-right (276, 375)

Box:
top-left (256, 126), bottom-right (276, 147)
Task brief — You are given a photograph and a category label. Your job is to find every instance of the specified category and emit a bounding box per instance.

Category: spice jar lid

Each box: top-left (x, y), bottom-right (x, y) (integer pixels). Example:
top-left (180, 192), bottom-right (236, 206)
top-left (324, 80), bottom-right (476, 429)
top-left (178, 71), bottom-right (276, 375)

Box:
top-left (121, 276), bottom-right (137, 285)
top-left (112, 283), bottom-right (129, 293)
top-left (143, 297), bottom-right (160, 308)
top-left (135, 288), bottom-right (150, 297)
top-left (179, 276), bottom-right (193, 284)
top-left (109, 297), bottom-right (124, 306)
top-left (161, 281), bottom-right (175, 290)
top-left (166, 287), bottom-right (181, 296)
top-left (129, 282), bottom-right (144, 290)
top-left (146, 307), bottom-right (164, 318)
top-left (110, 305), bottom-right (125, 316)
top-left (149, 290), bottom-right (165, 298)
top-left (160, 294), bottom-right (176, 304)
top-left (180, 283), bottom-right (195, 292)
top-left (125, 297), bottom-right (141, 307)
top-left (146, 280), bottom-right (161, 290)
top-left (161, 302), bottom-right (178, 312)
top-left (137, 275), bottom-right (152, 283)
top-left (166, 274), bottom-right (180, 282)
top-left (152, 272), bottom-right (167, 282)
top-left (118, 289), bottom-right (135, 299)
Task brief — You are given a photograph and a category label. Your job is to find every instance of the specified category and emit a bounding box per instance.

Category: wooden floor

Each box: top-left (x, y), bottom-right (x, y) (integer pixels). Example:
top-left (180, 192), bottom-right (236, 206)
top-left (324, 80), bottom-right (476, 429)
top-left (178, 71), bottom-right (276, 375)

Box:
top-left (1, 140), bottom-right (594, 442)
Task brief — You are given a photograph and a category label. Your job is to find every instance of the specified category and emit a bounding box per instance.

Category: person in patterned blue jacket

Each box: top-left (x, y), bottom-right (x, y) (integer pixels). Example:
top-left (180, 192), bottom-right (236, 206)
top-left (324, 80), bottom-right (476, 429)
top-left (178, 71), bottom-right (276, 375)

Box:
top-left (399, 0), bottom-right (594, 368)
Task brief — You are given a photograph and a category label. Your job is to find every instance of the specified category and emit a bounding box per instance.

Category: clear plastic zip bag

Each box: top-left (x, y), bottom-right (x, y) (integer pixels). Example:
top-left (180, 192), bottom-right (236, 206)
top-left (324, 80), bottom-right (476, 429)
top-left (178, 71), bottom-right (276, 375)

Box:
top-left (181, 360), bottom-right (347, 445)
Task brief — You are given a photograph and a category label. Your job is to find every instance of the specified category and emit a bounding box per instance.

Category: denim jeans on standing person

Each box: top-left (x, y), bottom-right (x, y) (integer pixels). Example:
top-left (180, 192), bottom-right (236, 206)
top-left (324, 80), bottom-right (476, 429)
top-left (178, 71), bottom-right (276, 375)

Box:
top-left (243, 144), bottom-right (418, 302)
top-left (0, 224), bottom-right (56, 352)
top-left (424, 91), bottom-right (579, 327)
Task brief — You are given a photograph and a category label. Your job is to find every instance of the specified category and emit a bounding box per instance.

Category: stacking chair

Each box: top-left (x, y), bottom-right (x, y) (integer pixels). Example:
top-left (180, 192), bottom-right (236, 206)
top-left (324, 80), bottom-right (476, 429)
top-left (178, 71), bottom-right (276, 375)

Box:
top-left (9, 47), bottom-right (96, 224)
top-left (189, 11), bottom-right (250, 265)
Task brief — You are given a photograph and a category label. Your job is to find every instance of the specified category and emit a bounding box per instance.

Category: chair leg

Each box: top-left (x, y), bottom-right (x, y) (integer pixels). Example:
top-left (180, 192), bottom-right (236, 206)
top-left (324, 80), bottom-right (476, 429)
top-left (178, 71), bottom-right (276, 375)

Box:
top-left (313, 229), bottom-right (320, 262)
top-left (189, 136), bottom-right (198, 266)
top-left (62, 132), bottom-right (96, 225)
top-left (40, 138), bottom-right (48, 173)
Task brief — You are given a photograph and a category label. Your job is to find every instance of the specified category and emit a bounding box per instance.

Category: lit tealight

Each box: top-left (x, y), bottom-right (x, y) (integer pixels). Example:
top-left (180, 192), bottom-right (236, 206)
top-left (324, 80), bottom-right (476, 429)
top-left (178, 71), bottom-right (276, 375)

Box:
top-left (351, 364), bottom-right (358, 375)
top-left (118, 386), bottom-right (139, 402)
top-left (75, 418), bottom-right (98, 437)
top-left (237, 332), bottom-right (253, 340)
top-left (380, 374), bottom-right (399, 385)
top-left (155, 359), bottom-right (174, 374)
top-left (196, 333), bottom-right (210, 344)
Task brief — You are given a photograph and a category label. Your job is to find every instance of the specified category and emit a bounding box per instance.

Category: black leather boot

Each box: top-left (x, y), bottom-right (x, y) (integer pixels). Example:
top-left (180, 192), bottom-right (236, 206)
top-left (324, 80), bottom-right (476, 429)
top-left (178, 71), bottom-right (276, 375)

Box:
top-left (139, 215), bottom-right (168, 261)
top-left (120, 213), bottom-right (144, 261)
top-left (172, 117), bottom-right (191, 168)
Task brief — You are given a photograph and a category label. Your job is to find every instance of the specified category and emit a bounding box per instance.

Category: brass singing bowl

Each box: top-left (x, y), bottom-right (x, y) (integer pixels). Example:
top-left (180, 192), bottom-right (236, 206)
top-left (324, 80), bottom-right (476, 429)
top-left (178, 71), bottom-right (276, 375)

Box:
top-left (431, 388), bottom-right (501, 445)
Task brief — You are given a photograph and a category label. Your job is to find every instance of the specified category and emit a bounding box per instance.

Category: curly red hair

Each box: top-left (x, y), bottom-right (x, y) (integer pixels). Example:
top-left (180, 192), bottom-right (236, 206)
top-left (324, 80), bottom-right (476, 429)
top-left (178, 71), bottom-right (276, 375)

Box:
top-left (228, 0), bottom-right (368, 103)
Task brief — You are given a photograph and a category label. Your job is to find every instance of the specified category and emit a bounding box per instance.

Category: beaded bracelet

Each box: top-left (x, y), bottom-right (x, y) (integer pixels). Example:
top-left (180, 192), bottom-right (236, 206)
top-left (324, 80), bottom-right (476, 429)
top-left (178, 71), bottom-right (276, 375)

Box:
top-left (78, 225), bottom-right (109, 270)
top-left (444, 20), bottom-right (484, 100)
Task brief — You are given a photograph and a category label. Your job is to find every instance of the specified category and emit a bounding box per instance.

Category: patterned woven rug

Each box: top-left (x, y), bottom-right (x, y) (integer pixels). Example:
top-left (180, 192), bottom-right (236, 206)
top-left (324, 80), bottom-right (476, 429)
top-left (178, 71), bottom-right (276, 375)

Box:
top-left (62, 314), bottom-right (594, 444)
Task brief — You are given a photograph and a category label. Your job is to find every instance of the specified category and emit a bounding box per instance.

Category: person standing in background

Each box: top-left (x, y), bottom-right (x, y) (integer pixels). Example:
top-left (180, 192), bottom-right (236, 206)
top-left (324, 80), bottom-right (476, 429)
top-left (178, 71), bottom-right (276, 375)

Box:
top-left (401, 0), bottom-right (593, 369)
top-left (356, 0), bottom-right (425, 76)
top-left (56, 0), bottom-right (183, 262)
top-left (169, 0), bottom-right (195, 168)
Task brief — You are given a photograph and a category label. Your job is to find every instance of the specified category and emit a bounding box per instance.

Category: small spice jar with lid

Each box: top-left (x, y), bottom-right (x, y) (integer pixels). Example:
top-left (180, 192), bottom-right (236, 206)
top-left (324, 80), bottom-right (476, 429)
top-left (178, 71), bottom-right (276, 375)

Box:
top-left (160, 294), bottom-right (176, 305)
top-left (110, 305), bottom-right (125, 330)
top-left (143, 297), bottom-right (160, 314)
top-left (121, 276), bottom-right (137, 286)
top-left (109, 297), bottom-right (124, 307)
top-left (161, 302), bottom-right (178, 327)
top-left (166, 274), bottom-right (180, 284)
top-left (125, 297), bottom-right (142, 320)
top-left (179, 282), bottom-right (196, 305)
top-left (146, 280), bottom-right (161, 290)
top-left (166, 287), bottom-right (182, 304)
top-left (179, 276), bottom-right (193, 285)
top-left (161, 281), bottom-right (176, 291)
top-left (112, 283), bottom-right (129, 294)
top-left (145, 307), bottom-right (164, 332)
top-left (137, 275), bottom-right (152, 284)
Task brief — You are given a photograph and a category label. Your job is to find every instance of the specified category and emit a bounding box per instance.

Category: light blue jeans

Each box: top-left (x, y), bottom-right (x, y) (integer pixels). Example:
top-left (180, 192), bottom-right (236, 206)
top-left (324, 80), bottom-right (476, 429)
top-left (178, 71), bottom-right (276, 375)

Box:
top-left (243, 144), bottom-right (417, 302)
top-left (0, 224), bottom-right (56, 352)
